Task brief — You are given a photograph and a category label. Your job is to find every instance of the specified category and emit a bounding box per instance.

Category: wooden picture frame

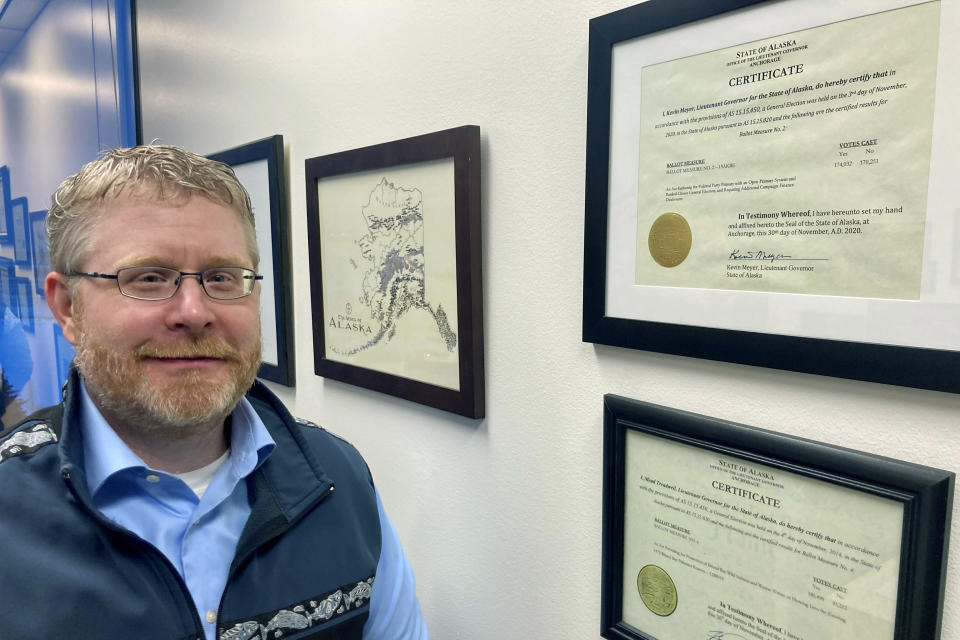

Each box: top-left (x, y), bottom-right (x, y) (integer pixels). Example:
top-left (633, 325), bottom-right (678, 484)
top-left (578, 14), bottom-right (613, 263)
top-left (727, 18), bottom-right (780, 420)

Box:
top-left (305, 126), bottom-right (484, 418)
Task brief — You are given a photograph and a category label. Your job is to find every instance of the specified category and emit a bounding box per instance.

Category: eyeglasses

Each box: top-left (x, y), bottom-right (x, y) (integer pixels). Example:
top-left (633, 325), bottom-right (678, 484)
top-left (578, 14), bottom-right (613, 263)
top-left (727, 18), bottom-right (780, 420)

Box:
top-left (70, 266), bottom-right (263, 301)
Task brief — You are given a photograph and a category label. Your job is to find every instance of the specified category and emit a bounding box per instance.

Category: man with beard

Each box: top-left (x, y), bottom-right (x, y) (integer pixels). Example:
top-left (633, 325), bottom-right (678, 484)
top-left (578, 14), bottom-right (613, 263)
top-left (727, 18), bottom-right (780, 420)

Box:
top-left (0, 146), bottom-right (428, 640)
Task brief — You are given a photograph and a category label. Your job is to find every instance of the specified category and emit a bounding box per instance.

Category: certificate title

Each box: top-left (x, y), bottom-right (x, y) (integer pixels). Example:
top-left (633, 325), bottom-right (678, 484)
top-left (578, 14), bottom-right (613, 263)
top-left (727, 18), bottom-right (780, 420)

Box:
top-left (714, 459), bottom-right (782, 508)
top-left (729, 63), bottom-right (804, 87)
top-left (712, 480), bottom-right (781, 508)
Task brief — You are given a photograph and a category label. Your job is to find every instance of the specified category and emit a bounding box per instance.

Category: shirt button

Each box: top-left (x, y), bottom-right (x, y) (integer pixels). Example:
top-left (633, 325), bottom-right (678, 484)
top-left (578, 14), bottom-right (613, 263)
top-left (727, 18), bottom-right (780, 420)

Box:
top-left (145, 474), bottom-right (160, 483)
top-left (205, 610), bottom-right (217, 624)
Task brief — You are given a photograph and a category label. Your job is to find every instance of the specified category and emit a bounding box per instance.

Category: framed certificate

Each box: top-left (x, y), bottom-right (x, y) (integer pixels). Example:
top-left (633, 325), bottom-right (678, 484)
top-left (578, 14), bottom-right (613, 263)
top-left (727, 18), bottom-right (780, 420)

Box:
top-left (305, 126), bottom-right (484, 418)
top-left (583, 0), bottom-right (959, 393)
top-left (601, 394), bottom-right (954, 640)
top-left (208, 135), bottom-right (295, 387)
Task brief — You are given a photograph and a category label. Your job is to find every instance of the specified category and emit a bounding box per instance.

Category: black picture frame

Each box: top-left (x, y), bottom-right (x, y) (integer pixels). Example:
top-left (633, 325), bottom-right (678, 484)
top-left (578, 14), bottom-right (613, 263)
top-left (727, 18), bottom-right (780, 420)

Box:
top-left (208, 135), bottom-right (295, 387)
top-left (29, 209), bottom-right (49, 298)
top-left (0, 165), bottom-right (11, 246)
top-left (582, 0), bottom-right (958, 394)
top-left (305, 126), bottom-right (484, 418)
top-left (601, 393), bottom-right (954, 640)
top-left (9, 196), bottom-right (31, 269)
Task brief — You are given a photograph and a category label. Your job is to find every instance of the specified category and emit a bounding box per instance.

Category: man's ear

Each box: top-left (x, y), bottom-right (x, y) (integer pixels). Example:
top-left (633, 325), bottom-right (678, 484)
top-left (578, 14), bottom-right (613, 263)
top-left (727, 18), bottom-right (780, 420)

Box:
top-left (46, 272), bottom-right (78, 345)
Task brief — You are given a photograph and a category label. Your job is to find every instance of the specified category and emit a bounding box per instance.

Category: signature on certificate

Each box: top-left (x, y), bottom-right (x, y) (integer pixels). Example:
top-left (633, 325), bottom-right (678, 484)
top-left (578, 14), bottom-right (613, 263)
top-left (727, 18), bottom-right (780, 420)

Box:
top-left (707, 631), bottom-right (747, 640)
top-left (728, 249), bottom-right (792, 262)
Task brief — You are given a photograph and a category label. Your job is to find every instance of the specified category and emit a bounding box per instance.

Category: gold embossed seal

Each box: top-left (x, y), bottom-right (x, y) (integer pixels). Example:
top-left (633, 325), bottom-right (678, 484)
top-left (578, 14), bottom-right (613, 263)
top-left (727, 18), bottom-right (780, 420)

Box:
top-left (637, 564), bottom-right (678, 616)
top-left (648, 212), bottom-right (692, 267)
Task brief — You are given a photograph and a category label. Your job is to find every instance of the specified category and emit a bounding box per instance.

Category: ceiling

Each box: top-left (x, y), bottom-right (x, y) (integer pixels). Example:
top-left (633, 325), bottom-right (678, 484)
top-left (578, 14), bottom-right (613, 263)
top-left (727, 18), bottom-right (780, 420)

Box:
top-left (0, 0), bottom-right (49, 69)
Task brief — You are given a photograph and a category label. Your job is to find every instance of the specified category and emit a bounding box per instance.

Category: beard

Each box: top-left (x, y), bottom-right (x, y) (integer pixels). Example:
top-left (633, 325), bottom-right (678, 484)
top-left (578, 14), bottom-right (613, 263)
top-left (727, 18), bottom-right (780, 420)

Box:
top-left (72, 304), bottom-right (262, 440)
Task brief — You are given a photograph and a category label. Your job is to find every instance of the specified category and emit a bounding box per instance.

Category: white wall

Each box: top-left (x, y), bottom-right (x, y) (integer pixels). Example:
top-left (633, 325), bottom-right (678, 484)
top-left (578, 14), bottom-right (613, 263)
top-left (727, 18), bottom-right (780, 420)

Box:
top-left (136, 2), bottom-right (959, 638)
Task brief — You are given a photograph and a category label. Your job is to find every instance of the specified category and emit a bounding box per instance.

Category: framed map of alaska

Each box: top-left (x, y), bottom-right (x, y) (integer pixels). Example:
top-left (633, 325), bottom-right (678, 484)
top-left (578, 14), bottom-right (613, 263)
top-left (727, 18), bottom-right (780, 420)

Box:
top-left (305, 126), bottom-right (484, 418)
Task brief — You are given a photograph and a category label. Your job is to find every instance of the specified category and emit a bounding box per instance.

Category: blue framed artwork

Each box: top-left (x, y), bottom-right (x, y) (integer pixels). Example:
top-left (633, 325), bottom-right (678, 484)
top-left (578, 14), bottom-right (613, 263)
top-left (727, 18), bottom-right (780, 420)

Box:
top-left (14, 278), bottom-right (33, 334)
top-left (53, 323), bottom-right (74, 389)
top-left (29, 210), bottom-right (50, 297)
top-left (0, 166), bottom-right (10, 245)
top-left (0, 256), bottom-right (14, 315)
top-left (10, 197), bottom-right (31, 269)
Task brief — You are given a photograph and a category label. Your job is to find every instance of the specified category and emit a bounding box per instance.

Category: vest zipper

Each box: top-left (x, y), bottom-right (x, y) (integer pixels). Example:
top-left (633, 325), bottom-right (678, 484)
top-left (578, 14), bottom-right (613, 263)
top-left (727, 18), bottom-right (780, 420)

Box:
top-left (217, 482), bottom-right (336, 636)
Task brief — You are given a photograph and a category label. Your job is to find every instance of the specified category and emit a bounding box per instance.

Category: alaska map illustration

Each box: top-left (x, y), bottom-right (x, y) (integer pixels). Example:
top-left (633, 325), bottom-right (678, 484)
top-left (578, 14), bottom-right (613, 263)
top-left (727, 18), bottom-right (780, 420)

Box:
top-left (328, 177), bottom-right (457, 356)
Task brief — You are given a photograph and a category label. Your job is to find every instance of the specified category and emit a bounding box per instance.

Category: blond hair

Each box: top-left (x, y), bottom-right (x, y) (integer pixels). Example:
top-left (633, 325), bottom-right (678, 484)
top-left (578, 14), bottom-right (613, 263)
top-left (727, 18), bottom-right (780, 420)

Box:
top-left (47, 145), bottom-right (258, 277)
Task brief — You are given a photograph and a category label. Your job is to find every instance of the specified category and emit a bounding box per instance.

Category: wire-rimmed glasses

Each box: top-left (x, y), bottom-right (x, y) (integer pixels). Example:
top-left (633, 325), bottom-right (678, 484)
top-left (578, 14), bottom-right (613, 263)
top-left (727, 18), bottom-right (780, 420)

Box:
top-left (70, 266), bottom-right (263, 301)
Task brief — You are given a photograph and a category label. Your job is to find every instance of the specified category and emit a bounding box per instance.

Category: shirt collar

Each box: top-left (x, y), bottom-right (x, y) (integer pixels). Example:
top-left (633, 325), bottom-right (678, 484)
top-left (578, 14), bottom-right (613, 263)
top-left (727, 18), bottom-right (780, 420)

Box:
top-left (79, 377), bottom-right (276, 497)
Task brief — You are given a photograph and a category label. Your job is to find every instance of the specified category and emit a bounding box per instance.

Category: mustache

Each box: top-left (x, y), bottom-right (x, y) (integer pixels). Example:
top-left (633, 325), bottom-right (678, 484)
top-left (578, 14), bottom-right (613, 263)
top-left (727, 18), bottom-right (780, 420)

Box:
top-left (134, 336), bottom-right (241, 361)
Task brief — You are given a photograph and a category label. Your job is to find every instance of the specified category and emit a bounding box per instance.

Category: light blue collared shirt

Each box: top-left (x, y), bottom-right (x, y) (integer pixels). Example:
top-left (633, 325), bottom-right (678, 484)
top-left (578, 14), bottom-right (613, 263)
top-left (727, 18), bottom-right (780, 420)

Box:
top-left (79, 380), bottom-right (428, 640)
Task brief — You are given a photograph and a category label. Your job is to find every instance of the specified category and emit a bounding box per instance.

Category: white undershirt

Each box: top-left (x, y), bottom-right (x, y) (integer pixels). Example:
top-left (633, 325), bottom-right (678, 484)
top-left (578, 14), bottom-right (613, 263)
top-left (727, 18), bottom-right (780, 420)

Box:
top-left (173, 449), bottom-right (230, 498)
